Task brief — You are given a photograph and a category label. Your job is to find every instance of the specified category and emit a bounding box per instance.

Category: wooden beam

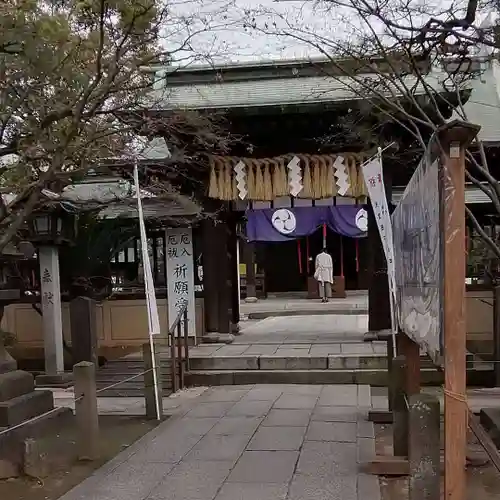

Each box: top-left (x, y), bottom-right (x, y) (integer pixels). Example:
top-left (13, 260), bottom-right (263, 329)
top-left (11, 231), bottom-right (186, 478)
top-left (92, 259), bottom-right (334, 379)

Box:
top-left (439, 121), bottom-right (479, 500)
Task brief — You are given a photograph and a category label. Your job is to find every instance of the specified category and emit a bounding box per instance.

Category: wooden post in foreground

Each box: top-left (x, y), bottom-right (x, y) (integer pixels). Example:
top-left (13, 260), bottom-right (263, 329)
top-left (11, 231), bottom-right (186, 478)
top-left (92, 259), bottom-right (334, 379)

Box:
top-left (392, 355), bottom-right (409, 457)
top-left (439, 121), bottom-right (480, 500)
top-left (74, 361), bottom-right (99, 460)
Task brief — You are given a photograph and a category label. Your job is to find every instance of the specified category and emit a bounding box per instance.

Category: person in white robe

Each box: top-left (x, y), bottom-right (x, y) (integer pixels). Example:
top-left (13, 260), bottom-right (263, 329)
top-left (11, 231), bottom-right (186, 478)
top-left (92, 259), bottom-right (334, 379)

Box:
top-left (314, 248), bottom-right (334, 302)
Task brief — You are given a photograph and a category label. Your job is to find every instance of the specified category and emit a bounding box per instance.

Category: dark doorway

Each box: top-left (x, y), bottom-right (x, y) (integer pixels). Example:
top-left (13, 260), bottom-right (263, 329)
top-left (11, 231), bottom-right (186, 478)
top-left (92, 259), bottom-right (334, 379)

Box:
top-left (257, 226), bottom-right (363, 293)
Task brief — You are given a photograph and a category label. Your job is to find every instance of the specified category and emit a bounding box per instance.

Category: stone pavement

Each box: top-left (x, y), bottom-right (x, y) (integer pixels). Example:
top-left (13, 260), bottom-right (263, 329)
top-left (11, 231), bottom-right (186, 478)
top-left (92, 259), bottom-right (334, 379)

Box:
top-left (190, 315), bottom-right (383, 369)
top-left (58, 384), bottom-right (380, 500)
top-left (240, 293), bottom-right (368, 319)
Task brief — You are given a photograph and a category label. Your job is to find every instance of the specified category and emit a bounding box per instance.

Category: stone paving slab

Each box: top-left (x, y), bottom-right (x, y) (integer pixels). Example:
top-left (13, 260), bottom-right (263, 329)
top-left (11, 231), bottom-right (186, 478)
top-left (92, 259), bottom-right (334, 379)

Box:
top-left (58, 384), bottom-right (380, 500)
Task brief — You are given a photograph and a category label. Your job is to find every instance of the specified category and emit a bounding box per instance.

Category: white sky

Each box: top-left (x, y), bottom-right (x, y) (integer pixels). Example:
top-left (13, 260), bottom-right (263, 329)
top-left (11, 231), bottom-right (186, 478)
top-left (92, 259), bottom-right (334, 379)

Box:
top-left (163, 0), bottom-right (494, 66)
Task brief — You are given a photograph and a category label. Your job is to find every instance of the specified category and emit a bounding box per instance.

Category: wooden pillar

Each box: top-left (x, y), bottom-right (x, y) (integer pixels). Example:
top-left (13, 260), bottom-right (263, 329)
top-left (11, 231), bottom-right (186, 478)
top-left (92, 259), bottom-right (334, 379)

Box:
top-left (228, 217), bottom-right (240, 331)
top-left (439, 122), bottom-right (479, 500)
top-left (201, 219), bottom-right (219, 333)
top-left (244, 241), bottom-right (257, 302)
top-left (392, 355), bottom-right (409, 457)
top-left (368, 169), bottom-right (393, 332)
top-left (217, 221), bottom-right (231, 335)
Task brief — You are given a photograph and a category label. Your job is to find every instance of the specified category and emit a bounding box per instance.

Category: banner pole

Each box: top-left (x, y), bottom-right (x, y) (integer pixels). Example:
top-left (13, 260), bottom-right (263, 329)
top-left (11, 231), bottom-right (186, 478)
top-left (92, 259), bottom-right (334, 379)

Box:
top-left (134, 160), bottom-right (161, 421)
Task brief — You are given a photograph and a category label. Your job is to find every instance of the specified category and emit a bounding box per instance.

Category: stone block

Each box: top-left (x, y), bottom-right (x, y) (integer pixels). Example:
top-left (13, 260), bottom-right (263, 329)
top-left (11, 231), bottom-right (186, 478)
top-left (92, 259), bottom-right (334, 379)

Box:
top-left (327, 355), bottom-right (386, 370)
top-left (0, 459), bottom-right (19, 479)
top-left (296, 441), bottom-right (357, 478)
top-left (259, 356), bottom-right (327, 370)
top-left (242, 345), bottom-right (278, 355)
top-left (148, 460), bottom-right (234, 500)
top-left (0, 390), bottom-right (53, 427)
top-left (128, 432), bottom-right (203, 464)
top-left (247, 426), bottom-right (306, 451)
top-left (210, 417), bottom-right (263, 436)
top-left (357, 385), bottom-right (372, 409)
top-left (274, 394), bottom-right (318, 410)
top-left (357, 420), bottom-right (375, 438)
top-left (242, 386), bottom-right (283, 401)
top-left (357, 437), bottom-right (376, 463)
top-left (287, 473), bottom-right (357, 500)
top-left (185, 433), bottom-right (251, 462)
top-left (35, 372), bottom-right (73, 388)
top-left (215, 483), bottom-right (288, 500)
top-left (311, 406), bottom-right (358, 423)
top-left (0, 359), bottom-right (17, 375)
top-left (0, 370), bottom-right (34, 402)
top-left (318, 385), bottom-right (358, 406)
top-left (174, 417), bottom-right (220, 435)
top-left (190, 356), bottom-right (258, 371)
top-left (186, 402), bottom-right (235, 418)
top-left (186, 371), bottom-right (235, 387)
top-left (306, 422), bottom-right (357, 442)
top-left (227, 450), bottom-right (299, 483)
top-left (227, 399), bottom-right (274, 417)
top-left (358, 474), bottom-right (382, 500)
top-left (263, 409), bottom-right (312, 427)
top-left (201, 389), bottom-right (248, 403)
top-left (23, 438), bottom-right (49, 478)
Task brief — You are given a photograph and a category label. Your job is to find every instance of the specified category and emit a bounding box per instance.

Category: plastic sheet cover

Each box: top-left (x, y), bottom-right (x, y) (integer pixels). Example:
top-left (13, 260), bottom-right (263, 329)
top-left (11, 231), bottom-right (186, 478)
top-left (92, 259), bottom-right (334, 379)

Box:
top-left (391, 154), bottom-right (441, 363)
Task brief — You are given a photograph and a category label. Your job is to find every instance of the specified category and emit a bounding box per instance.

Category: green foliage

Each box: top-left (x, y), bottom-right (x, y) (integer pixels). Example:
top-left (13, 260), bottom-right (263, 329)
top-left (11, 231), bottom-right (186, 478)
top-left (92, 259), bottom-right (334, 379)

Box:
top-left (0, 0), bottom-right (166, 249)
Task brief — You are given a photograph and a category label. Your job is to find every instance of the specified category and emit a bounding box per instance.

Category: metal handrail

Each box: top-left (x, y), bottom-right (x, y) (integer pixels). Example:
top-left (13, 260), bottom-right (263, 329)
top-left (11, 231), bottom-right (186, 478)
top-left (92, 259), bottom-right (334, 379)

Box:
top-left (168, 300), bottom-right (190, 392)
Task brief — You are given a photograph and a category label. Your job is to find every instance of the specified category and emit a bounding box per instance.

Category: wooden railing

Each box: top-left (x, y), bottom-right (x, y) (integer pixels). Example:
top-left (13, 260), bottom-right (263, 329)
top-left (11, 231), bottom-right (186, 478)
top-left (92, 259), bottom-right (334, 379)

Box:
top-left (168, 301), bottom-right (190, 392)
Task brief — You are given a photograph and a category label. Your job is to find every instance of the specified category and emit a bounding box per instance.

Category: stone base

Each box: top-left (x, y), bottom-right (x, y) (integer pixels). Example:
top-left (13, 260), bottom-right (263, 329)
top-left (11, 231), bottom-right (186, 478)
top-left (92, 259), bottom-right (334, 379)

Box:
top-left (0, 406), bottom-right (72, 479)
top-left (35, 372), bottom-right (73, 388)
top-left (0, 371), bottom-right (34, 401)
top-left (202, 333), bottom-right (235, 345)
top-left (244, 296), bottom-right (258, 303)
top-left (0, 390), bottom-right (54, 427)
top-left (0, 359), bottom-right (17, 375)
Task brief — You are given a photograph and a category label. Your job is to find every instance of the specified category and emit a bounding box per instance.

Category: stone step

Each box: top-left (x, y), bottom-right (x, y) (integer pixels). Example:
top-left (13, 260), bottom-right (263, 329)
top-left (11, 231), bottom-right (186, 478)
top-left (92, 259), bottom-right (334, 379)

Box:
top-left (0, 390), bottom-right (54, 427)
top-left (188, 354), bottom-right (474, 372)
top-left (96, 387), bottom-right (174, 397)
top-left (186, 365), bottom-right (487, 388)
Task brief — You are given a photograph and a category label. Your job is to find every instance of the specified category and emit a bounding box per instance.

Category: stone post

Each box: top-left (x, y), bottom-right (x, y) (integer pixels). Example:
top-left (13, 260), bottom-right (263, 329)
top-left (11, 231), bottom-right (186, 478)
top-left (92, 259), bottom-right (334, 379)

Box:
top-left (39, 246), bottom-right (64, 375)
top-left (143, 343), bottom-right (163, 419)
top-left (73, 361), bottom-right (99, 460)
top-left (408, 393), bottom-right (440, 500)
top-left (70, 296), bottom-right (97, 367)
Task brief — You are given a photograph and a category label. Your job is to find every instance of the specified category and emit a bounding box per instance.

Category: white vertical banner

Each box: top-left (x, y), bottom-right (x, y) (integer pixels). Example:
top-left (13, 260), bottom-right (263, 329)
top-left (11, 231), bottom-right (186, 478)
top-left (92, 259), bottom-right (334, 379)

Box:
top-left (133, 163), bottom-right (161, 336)
top-left (362, 154), bottom-right (398, 335)
top-left (133, 161), bottom-right (161, 421)
top-left (165, 228), bottom-right (196, 336)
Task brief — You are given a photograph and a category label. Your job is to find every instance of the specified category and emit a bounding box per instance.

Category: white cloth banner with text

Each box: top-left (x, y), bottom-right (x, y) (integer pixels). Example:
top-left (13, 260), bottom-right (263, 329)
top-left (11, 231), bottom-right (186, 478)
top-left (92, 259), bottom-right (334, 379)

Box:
top-left (133, 164), bottom-right (161, 336)
top-left (362, 156), bottom-right (397, 331)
